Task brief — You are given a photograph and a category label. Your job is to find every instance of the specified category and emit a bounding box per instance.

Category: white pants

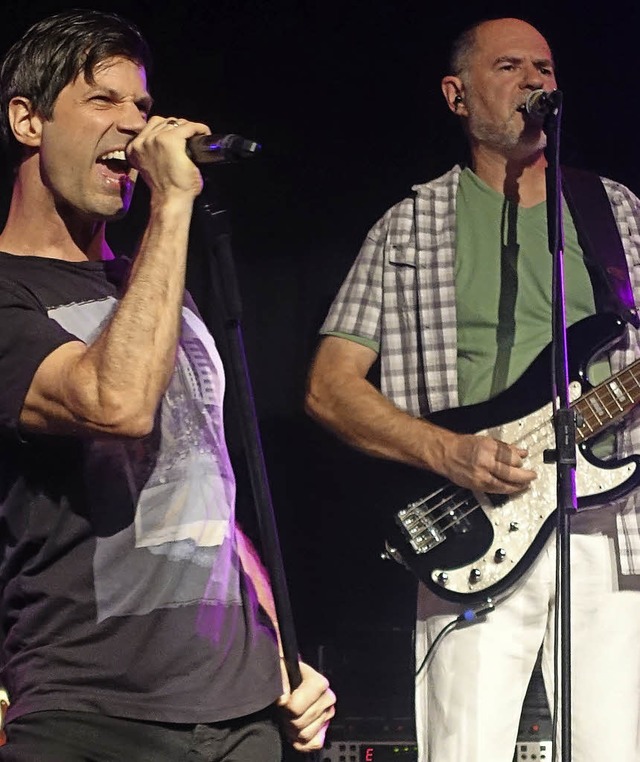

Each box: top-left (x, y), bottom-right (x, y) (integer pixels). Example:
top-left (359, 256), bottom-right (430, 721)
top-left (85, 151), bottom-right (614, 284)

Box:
top-left (415, 506), bottom-right (640, 761)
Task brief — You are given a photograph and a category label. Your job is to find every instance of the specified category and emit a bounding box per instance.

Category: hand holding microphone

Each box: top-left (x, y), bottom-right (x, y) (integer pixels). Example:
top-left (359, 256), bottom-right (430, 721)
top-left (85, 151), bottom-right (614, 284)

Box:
top-left (127, 117), bottom-right (262, 202)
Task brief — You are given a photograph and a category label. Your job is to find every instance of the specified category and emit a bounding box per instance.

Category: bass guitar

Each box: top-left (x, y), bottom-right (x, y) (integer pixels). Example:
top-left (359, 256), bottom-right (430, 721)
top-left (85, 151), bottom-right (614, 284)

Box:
top-left (381, 313), bottom-right (640, 603)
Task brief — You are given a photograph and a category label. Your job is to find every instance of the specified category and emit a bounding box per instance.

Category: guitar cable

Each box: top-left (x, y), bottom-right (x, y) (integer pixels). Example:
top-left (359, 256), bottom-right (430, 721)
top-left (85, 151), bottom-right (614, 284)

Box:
top-left (415, 599), bottom-right (496, 677)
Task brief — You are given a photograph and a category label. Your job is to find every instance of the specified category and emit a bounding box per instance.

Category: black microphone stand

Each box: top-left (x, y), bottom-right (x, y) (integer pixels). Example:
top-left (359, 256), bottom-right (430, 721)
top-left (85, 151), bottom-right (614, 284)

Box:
top-left (193, 179), bottom-right (302, 694)
top-left (541, 91), bottom-right (575, 762)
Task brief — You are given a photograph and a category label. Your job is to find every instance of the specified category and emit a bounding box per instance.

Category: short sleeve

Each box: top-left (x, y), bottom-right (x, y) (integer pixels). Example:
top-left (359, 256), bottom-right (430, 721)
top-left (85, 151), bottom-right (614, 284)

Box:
top-left (0, 279), bottom-right (78, 432)
top-left (319, 215), bottom-right (388, 348)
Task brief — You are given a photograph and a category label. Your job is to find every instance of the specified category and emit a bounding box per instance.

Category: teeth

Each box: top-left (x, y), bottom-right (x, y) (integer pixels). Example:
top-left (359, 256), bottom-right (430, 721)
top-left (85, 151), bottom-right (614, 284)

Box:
top-left (99, 150), bottom-right (127, 162)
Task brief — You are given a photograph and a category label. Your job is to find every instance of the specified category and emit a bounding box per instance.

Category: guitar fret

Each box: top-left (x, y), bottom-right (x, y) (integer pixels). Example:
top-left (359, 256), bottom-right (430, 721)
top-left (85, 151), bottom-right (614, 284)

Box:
top-left (574, 397), bottom-right (602, 443)
top-left (609, 379), bottom-right (632, 407)
top-left (616, 377), bottom-right (637, 412)
top-left (594, 388), bottom-right (618, 417)
top-left (620, 368), bottom-right (640, 401)
top-left (582, 395), bottom-right (605, 423)
top-left (616, 374), bottom-right (632, 401)
top-left (609, 385), bottom-right (626, 410)
top-left (576, 413), bottom-right (595, 434)
top-left (628, 367), bottom-right (640, 391)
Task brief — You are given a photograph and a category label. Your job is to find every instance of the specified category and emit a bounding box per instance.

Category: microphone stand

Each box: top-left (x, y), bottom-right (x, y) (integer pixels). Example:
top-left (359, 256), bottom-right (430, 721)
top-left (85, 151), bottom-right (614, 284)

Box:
top-left (541, 91), bottom-right (575, 762)
top-left (193, 179), bottom-right (302, 694)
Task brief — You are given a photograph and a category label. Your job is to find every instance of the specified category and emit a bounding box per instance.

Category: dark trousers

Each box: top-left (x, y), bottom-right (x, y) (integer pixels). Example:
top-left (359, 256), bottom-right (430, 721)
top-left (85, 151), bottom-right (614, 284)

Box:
top-left (0, 708), bottom-right (282, 761)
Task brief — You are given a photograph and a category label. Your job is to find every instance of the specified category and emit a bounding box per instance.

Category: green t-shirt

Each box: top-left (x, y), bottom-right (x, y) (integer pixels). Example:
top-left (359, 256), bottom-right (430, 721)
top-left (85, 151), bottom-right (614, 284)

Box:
top-left (455, 167), bottom-right (609, 406)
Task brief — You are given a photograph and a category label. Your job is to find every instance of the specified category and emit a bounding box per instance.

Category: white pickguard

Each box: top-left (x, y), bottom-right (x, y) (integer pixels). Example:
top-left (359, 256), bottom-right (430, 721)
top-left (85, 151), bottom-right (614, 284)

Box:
top-left (431, 381), bottom-right (637, 596)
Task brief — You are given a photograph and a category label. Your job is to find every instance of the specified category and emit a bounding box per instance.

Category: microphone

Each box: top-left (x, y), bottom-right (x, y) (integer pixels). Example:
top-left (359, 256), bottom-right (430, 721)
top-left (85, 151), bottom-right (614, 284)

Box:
top-left (186, 133), bottom-right (262, 165)
top-left (521, 89), bottom-right (561, 119)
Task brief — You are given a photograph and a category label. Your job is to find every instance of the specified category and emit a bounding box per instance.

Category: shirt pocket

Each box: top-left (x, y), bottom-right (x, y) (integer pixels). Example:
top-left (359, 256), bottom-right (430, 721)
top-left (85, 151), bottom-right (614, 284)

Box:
top-left (386, 244), bottom-right (418, 314)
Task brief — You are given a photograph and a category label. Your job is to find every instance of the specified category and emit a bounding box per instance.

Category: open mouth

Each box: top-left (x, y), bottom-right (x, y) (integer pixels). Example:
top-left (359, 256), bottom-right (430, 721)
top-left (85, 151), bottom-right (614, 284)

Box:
top-left (97, 149), bottom-right (131, 175)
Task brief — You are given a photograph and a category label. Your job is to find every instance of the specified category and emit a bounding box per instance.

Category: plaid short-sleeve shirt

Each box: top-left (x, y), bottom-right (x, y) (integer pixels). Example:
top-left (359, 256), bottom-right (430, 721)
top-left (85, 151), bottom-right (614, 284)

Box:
top-left (321, 165), bottom-right (640, 574)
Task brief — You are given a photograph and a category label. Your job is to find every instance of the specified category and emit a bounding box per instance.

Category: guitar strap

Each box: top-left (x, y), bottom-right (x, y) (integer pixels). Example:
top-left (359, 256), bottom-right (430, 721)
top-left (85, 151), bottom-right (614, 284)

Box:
top-left (562, 166), bottom-right (640, 328)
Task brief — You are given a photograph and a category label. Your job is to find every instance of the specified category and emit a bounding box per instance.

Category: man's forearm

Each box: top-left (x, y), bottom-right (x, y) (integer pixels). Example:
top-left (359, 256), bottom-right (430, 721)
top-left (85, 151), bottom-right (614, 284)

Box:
top-left (306, 368), bottom-right (451, 474)
top-left (306, 347), bottom-right (537, 495)
top-left (66, 196), bottom-right (195, 435)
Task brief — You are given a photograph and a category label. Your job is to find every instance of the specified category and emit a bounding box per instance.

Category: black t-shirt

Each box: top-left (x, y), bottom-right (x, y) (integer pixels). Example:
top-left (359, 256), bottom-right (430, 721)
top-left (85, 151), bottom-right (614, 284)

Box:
top-left (0, 251), bottom-right (281, 724)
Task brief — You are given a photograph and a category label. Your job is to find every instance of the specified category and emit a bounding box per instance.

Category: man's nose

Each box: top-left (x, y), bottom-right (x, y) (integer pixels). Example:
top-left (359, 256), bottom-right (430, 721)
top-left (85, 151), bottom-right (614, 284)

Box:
top-left (520, 63), bottom-right (544, 91)
top-left (118, 102), bottom-right (147, 135)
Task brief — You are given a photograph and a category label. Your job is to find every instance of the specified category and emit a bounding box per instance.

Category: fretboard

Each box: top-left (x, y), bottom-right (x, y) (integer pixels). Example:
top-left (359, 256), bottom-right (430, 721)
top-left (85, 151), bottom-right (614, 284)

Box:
top-left (574, 358), bottom-right (640, 442)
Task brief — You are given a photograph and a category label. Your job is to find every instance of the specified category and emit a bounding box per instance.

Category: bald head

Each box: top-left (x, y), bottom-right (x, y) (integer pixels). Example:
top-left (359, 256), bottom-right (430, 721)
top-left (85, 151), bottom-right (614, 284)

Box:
top-left (450, 18), bottom-right (553, 81)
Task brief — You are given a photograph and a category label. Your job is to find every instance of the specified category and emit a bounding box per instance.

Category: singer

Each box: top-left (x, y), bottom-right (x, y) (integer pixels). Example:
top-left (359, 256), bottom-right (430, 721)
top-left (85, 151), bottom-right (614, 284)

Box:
top-left (0, 9), bottom-right (334, 761)
top-left (306, 16), bottom-right (640, 762)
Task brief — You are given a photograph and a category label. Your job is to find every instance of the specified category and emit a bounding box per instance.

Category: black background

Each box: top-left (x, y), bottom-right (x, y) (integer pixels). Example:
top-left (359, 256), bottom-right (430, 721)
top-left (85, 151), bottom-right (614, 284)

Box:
top-left (2, 0), bottom-right (639, 731)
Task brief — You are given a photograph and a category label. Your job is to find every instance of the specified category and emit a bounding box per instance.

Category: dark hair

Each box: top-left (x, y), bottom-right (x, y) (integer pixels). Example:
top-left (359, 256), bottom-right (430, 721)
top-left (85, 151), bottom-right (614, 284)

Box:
top-left (448, 21), bottom-right (482, 78)
top-left (0, 8), bottom-right (152, 169)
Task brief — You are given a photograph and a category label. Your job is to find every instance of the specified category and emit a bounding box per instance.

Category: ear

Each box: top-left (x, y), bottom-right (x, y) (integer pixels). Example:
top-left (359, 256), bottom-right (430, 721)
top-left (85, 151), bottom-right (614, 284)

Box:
top-left (441, 76), bottom-right (468, 116)
top-left (8, 96), bottom-right (44, 148)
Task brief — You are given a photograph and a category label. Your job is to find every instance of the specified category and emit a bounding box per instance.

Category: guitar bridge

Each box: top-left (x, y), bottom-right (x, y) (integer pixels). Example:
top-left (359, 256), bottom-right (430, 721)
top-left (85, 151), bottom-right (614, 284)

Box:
top-left (396, 504), bottom-right (445, 554)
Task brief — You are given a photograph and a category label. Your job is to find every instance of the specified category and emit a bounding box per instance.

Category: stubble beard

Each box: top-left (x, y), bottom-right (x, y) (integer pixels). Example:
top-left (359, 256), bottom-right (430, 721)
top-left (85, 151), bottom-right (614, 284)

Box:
top-left (468, 110), bottom-right (547, 157)
top-left (463, 85), bottom-right (547, 157)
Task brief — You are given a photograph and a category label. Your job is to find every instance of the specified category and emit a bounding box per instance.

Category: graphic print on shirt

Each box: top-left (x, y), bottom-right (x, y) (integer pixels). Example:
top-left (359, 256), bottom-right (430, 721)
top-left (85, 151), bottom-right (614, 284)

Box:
top-left (48, 298), bottom-right (240, 621)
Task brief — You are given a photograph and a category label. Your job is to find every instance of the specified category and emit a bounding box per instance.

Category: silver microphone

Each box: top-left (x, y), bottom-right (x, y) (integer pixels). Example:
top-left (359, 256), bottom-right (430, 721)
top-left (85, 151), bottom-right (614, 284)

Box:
top-left (522, 89), bottom-right (561, 119)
